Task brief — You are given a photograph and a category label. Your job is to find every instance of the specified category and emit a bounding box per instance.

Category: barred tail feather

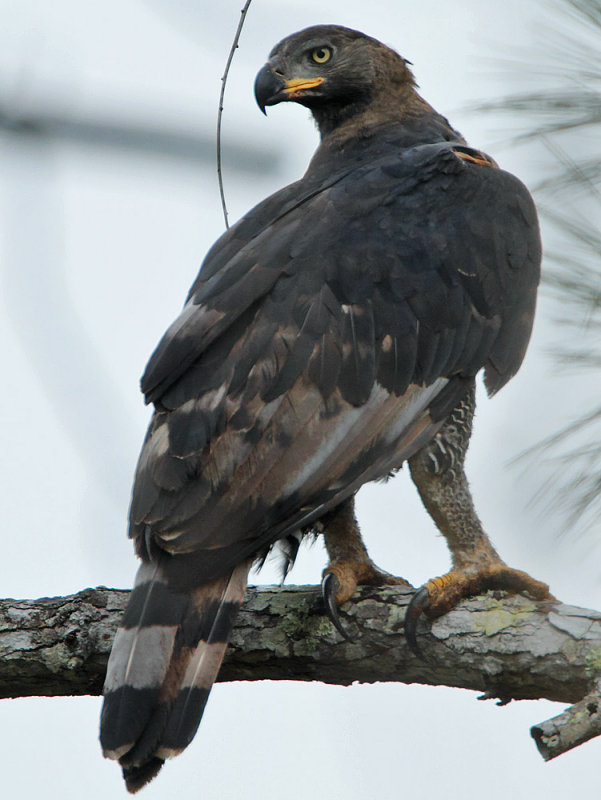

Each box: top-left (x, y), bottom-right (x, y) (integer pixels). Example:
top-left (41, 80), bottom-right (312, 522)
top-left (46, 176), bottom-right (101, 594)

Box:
top-left (100, 560), bottom-right (250, 793)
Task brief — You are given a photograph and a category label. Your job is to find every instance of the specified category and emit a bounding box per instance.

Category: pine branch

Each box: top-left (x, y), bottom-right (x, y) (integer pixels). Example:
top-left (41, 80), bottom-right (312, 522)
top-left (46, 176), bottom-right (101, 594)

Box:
top-left (2, 585), bottom-right (601, 760)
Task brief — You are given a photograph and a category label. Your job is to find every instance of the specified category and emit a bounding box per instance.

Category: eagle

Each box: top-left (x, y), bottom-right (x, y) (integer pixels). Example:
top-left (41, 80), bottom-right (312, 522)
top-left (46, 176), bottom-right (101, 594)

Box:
top-left (100, 25), bottom-right (551, 792)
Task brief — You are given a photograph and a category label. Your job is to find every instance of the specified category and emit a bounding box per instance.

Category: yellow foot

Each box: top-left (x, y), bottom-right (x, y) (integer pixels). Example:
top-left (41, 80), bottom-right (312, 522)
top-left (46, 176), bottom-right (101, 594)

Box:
top-left (323, 561), bottom-right (411, 604)
top-left (322, 561), bottom-right (411, 639)
top-left (405, 563), bottom-right (554, 655)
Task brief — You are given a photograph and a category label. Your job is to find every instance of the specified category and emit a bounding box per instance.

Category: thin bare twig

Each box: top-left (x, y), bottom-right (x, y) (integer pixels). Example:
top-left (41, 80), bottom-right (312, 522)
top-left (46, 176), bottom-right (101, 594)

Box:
top-left (217, 1), bottom-right (253, 229)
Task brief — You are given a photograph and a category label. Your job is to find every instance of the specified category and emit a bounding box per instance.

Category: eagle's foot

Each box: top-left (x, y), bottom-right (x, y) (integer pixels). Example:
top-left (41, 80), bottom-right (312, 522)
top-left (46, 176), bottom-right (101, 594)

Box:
top-left (322, 560), bottom-right (411, 640)
top-left (323, 560), bottom-right (411, 605)
top-left (405, 564), bottom-right (554, 656)
top-left (320, 496), bottom-right (410, 638)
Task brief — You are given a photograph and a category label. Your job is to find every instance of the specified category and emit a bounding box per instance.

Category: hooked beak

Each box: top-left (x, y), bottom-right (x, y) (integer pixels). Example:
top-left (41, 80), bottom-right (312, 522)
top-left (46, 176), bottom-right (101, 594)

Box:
top-left (254, 63), bottom-right (324, 114)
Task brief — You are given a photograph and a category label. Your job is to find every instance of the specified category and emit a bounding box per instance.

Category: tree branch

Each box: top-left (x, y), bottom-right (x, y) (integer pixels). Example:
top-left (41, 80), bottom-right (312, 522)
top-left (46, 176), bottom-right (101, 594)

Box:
top-left (2, 584), bottom-right (601, 759)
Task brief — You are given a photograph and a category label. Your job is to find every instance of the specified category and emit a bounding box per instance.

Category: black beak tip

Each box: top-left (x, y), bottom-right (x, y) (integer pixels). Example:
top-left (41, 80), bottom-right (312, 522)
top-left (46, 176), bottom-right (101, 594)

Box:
top-left (254, 63), bottom-right (286, 115)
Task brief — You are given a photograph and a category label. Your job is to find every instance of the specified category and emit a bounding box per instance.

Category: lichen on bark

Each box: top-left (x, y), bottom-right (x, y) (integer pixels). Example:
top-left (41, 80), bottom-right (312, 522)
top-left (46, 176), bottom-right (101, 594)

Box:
top-left (1, 584), bottom-right (601, 758)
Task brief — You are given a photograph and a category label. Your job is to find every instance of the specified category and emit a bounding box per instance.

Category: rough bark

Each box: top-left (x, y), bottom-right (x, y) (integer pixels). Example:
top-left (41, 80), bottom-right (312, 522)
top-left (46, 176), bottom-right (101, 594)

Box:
top-left (2, 584), bottom-right (601, 759)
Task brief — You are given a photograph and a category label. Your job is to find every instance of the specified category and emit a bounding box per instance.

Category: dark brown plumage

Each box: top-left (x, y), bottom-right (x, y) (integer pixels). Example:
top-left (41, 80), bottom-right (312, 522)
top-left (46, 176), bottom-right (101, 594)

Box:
top-left (100, 25), bottom-right (549, 791)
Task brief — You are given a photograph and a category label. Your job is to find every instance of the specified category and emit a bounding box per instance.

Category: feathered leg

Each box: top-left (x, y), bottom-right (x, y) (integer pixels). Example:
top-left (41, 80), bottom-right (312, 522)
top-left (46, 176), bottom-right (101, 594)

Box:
top-left (405, 383), bottom-right (553, 651)
top-left (100, 558), bottom-right (250, 793)
top-left (321, 497), bottom-right (411, 635)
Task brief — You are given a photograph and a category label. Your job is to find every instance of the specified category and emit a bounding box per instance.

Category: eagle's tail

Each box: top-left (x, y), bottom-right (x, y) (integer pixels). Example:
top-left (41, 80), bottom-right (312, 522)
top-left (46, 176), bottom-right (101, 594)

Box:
top-left (100, 559), bottom-right (249, 793)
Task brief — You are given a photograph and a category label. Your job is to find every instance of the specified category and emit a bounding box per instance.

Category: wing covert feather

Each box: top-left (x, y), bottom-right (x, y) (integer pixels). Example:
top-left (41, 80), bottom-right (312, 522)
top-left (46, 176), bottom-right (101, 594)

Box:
top-left (130, 139), bottom-right (540, 575)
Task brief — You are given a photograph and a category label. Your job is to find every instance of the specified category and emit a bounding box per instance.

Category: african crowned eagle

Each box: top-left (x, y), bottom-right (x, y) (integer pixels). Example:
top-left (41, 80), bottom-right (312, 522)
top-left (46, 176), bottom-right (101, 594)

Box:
top-left (100, 25), bottom-right (551, 792)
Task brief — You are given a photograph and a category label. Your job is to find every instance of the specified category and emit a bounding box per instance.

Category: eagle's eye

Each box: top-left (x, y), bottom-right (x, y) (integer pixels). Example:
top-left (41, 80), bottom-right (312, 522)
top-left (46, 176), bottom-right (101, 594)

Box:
top-left (311, 46), bottom-right (332, 64)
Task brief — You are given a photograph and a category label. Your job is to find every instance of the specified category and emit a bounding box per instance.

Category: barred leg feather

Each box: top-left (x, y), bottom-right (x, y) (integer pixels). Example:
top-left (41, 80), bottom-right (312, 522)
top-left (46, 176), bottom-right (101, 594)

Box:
top-left (100, 560), bottom-right (250, 793)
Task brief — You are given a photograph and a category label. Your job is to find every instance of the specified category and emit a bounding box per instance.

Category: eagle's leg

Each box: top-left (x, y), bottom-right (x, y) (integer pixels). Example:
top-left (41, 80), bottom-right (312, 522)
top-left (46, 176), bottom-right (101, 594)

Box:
top-left (405, 384), bottom-right (553, 652)
top-left (321, 496), bottom-right (411, 636)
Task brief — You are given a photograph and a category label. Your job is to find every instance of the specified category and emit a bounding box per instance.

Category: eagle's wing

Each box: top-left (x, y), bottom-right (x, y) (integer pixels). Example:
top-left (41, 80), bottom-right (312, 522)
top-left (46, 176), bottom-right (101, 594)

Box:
top-left (130, 142), bottom-right (540, 580)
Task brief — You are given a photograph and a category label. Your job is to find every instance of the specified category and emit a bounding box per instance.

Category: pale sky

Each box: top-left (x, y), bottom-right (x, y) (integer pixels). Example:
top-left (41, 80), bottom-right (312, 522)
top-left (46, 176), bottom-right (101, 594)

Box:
top-left (1, 1), bottom-right (600, 798)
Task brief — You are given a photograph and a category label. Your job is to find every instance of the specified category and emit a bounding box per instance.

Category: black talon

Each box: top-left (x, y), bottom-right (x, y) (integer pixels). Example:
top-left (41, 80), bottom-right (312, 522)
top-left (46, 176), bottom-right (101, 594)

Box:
top-left (404, 585), bottom-right (431, 659)
top-left (321, 573), bottom-right (354, 642)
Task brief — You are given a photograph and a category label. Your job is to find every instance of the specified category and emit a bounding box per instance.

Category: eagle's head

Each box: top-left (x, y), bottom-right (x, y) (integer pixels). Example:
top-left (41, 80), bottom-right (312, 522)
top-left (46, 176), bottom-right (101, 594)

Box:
top-left (254, 25), bottom-right (416, 136)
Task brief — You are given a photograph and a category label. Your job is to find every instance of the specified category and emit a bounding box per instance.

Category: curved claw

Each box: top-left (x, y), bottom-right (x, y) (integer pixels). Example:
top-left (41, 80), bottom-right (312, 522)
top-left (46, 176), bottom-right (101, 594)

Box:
top-left (404, 586), bottom-right (431, 659)
top-left (321, 573), bottom-right (354, 642)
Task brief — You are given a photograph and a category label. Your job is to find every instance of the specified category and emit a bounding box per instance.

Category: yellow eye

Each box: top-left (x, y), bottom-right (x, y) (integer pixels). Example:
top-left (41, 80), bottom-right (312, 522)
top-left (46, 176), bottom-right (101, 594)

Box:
top-left (311, 46), bottom-right (332, 64)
